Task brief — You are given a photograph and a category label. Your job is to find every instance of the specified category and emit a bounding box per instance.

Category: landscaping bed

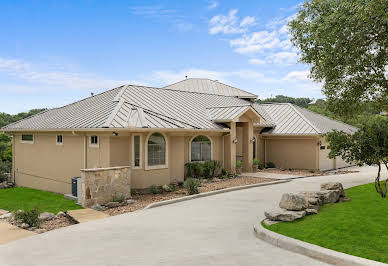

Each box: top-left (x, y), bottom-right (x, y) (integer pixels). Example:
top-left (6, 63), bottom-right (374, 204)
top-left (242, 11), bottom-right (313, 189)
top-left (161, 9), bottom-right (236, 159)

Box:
top-left (264, 183), bottom-right (388, 263)
top-left (104, 176), bottom-right (275, 216)
top-left (260, 168), bottom-right (359, 176)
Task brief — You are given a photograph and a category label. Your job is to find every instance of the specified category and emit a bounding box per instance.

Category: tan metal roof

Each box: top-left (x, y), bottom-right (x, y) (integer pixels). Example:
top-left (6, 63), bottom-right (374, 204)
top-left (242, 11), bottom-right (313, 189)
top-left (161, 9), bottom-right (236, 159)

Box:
top-left (163, 78), bottom-right (257, 99)
top-left (207, 105), bottom-right (250, 122)
top-left (260, 103), bottom-right (357, 135)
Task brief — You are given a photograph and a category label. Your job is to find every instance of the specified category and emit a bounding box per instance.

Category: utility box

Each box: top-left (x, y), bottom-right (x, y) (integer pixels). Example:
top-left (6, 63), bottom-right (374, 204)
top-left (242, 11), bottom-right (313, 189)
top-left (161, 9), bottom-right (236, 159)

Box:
top-left (71, 177), bottom-right (80, 197)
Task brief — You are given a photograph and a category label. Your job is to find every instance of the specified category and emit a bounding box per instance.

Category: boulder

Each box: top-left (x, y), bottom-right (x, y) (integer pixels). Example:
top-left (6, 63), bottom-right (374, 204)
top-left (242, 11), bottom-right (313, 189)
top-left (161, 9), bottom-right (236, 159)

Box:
top-left (265, 209), bottom-right (306, 222)
top-left (105, 202), bottom-right (120, 208)
top-left (38, 212), bottom-right (55, 221)
top-left (91, 204), bottom-right (104, 211)
top-left (299, 191), bottom-right (325, 206)
top-left (321, 182), bottom-right (345, 197)
top-left (318, 190), bottom-right (341, 204)
top-left (162, 185), bottom-right (171, 192)
top-left (262, 218), bottom-right (279, 226)
top-left (126, 199), bottom-right (136, 205)
top-left (279, 193), bottom-right (309, 211)
top-left (20, 223), bottom-right (29, 229)
top-left (305, 209), bottom-right (318, 215)
top-left (0, 212), bottom-right (13, 220)
top-left (56, 211), bottom-right (66, 218)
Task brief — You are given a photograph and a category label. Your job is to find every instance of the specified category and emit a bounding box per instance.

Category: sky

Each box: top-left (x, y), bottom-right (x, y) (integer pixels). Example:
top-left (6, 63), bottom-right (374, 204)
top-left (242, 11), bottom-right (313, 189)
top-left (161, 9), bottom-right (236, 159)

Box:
top-left (0, 0), bottom-right (323, 114)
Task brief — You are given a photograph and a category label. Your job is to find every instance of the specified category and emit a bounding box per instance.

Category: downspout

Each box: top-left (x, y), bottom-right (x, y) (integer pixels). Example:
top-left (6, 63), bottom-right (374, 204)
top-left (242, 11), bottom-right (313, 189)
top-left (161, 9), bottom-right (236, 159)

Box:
top-left (264, 137), bottom-right (267, 165)
top-left (222, 134), bottom-right (225, 168)
top-left (83, 134), bottom-right (87, 169)
top-left (12, 134), bottom-right (15, 184)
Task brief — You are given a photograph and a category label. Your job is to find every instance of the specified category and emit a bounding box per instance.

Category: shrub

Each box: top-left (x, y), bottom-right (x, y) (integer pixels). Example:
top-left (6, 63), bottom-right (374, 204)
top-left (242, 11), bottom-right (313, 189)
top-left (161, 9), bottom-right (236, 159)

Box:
top-left (253, 158), bottom-right (260, 165)
top-left (112, 194), bottom-right (125, 203)
top-left (221, 168), bottom-right (228, 176)
top-left (168, 184), bottom-right (178, 192)
top-left (258, 163), bottom-right (265, 170)
top-left (266, 162), bottom-right (276, 168)
top-left (183, 178), bottom-right (200, 195)
top-left (13, 209), bottom-right (40, 227)
top-left (149, 185), bottom-right (162, 194)
top-left (236, 160), bottom-right (243, 168)
top-left (131, 188), bottom-right (139, 196)
top-left (185, 162), bottom-right (204, 178)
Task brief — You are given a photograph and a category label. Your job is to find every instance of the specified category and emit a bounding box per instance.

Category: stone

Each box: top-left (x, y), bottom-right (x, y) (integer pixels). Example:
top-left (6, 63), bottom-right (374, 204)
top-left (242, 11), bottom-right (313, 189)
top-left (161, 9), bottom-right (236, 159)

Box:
top-left (265, 209), bottom-right (306, 222)
top-left (262, 218), bottom-right (279, 226)
top-left (35, 229), bottom-right (46, 234)
top-left (318, 190), bottom-right (341, 204)
top-left (162, 185), bottom-right (171, 192)
top-left (38, 212), bottom-right (55, 221)
top-left (105, 202), bottom-right (120, 208)
top-left (56, 211), bottom-right (66, 218)
top-left (91, 204), bottom-right (104, 211)
top-left (279, 193), bottom-right (309, 211)
top-left (0, 209), bottom-right (9, 216)
top-left (126, 199), bottom-right (136, 205)
top-left (20, 223), bottom-right (29, 229)
top-left (305, 209), bottom-right (318, 215)
top-left (321, 182), bottom-right (345, 197)
top-left (0, 213), bottom-right (13, 220)
top-left (339, 197), bottom-right (351, 202)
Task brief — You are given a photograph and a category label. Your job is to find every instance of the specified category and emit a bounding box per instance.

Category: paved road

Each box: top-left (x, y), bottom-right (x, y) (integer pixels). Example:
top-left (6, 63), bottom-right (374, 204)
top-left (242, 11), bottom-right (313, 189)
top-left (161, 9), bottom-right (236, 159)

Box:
top-left (0, 166), bottom-right (384, 266)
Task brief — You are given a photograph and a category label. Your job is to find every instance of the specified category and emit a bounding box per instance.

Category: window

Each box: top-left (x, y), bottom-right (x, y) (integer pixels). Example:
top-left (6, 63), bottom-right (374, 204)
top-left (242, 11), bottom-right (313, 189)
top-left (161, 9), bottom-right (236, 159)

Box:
top-left (56, 135), bottom-right (63, 145)
top-left (320, 146), bottom-right (326, 150)
top-left (90, 135), bottom-right (99, 147)
top-left (191, 135), bottom-right (211, 162)
top-left (147, 133), bottom-right (166, 166)
top-left (133, 135), bottom-right (141, 168)
top-left (21, 134), bottom-right (34, 143)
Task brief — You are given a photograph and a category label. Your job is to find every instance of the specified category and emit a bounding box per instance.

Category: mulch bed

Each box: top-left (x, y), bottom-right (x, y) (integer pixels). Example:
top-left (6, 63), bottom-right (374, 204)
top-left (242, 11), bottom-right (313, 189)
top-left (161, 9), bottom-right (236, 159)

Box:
top-left (104, 176), bottom-right (275, 216)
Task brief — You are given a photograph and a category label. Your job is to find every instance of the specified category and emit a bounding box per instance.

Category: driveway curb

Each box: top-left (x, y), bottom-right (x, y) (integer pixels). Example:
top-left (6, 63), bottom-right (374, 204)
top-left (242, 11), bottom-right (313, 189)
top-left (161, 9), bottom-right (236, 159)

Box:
top-left (253, 222), bottom-right (385, 266)
top-left (145, 180), bottom-right (290, 209)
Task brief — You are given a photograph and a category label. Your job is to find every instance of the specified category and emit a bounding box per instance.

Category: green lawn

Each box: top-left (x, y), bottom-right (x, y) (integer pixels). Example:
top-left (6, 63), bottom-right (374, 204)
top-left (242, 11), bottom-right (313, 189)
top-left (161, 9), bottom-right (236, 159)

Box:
top-left (0, 187), bottom-right (82, 214)
top-left (265, 183), bottom-right (388, 263)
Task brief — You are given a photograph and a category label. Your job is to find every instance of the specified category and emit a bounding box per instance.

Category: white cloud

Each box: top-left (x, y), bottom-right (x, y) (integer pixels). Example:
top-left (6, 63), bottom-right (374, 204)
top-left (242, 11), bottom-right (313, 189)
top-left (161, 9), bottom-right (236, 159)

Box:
top-left (0, 57), bottom-right (140, 90)
top-left (240, 16), bottom-right (255, 27)
top-left (207, 1), bottom-right (218, 9)
top-left (248, 58), bottom-right (266, 65)
top-left (230, 31), bottom-right (283, 54)
top-left (267, 52), bottom-right (298, 65)
top-left (283, 70), bottom-right (310, 81)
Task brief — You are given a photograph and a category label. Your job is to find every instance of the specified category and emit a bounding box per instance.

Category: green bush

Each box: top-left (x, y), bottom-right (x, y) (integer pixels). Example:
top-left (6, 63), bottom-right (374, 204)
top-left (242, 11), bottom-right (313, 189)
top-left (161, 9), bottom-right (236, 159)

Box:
top-left (236, 160), bottom-right (243, 168)
top-left (183, 178), bottom-right (200, 195)
top-left (221, 168), bottom-right (228, 176)
top-left (131, 188), bottom-right (139, 196)
top-left (266, 162), bottom-right (276, 168)
top-left (148, 185), bottom-right (162, 194)
top-left (185, 160), bottom-right (221, 179)
top-left (253, 158), bottom-right (260, 165)
top-left (258, 163), bottom-right (265, 170)
top-left (13, 209), bottom-right (40, 227)
top-left (185, 162), bottom-right (204, 178)
top-left (112, 194), bottom-right (125, 203)
top-left (168, 184), bottom-right (178, 192)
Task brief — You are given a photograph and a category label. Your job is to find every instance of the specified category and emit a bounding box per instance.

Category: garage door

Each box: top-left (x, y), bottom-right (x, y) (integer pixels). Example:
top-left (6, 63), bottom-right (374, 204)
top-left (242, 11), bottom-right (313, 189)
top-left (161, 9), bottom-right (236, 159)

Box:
top-left (319, 144), bottom-right (334, 170)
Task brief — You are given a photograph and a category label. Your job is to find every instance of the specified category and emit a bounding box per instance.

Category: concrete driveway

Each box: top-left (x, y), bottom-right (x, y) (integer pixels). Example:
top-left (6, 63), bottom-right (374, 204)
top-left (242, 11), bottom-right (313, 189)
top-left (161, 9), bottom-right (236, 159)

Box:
top-left (0, 166), bottom-right (383, 266)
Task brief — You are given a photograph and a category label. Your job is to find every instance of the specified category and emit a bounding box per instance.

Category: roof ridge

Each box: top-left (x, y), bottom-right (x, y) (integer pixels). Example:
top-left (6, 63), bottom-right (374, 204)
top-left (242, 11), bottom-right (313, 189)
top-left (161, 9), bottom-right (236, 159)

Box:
top-left (287, 103), bottom-right (321, 134)
top-left (206, 104), bottom-right (252, 109)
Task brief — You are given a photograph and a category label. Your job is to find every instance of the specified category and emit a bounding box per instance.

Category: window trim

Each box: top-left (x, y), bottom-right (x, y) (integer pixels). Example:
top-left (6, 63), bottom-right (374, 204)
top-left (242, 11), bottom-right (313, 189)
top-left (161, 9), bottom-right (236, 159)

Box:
top-left (132, 134), bottom-right (142, 169)
top-left (89, 135), bottom-right (99, 148)
top-left (56, 134), bottom-right (64, 146)
top-left (21, 134), bottom-right (34, 144)
top-left (189, 135), bottom-right (213, 162)
top-left (145, 132), bottom-right (168, 170)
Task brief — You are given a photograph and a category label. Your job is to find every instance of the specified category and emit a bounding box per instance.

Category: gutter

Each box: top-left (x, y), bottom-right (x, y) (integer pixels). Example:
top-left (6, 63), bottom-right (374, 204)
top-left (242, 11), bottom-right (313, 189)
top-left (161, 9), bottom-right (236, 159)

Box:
top-left (2, 128), bottom-right (231, 133)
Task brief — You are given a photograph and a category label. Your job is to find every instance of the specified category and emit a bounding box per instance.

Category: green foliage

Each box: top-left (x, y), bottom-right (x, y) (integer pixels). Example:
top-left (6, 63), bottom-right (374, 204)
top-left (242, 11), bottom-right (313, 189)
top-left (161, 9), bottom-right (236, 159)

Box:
top-left (266, 162), bottom-right (276, 168)
top-left (266, 183), bottom-right (388, 263)
top-left (326, 116), bottom-right (388, 197)
top-left (258, 163), bottom-right (265, 170)
top-left (185, 162), bottom-right (203, 178)
top-left (221, 168), bottom-right (228, 176)
top-left (257, 95), bottom-right (312, 108)
top-left (130, 188), bottom-right (139, 196)
top-left (236, 160), bottom-right (243, 168)
top-left (185, 160), bottom-right (221, 179)
top-left (112, 194), bottom-right (125, 203)
top-left (148, 185), bottom-right (162, 194)
top-left (289, 0), bottom-right (388, 115)
top-left (0, 109), bottom-right (46, 128)
top-left (167, 184), bottom-right (178, 192)
top-left (183, 178), bottom-right (200, 195)
top-left (253, 158), bottom-right (260, 165)
top-left (13, 209), bottom-right (41, 227)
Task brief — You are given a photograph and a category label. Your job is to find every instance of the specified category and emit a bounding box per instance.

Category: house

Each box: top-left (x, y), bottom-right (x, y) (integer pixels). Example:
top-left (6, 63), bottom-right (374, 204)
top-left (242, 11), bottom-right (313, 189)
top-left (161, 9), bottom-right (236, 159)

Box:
top-left (1, 78), bottom-right (357, 195)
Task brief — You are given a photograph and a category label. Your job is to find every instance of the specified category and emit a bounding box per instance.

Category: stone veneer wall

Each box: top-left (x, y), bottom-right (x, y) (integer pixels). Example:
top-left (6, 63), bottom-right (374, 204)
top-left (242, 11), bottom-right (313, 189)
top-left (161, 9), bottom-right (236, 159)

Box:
top-left (81, 166), bottom-right (131, 207)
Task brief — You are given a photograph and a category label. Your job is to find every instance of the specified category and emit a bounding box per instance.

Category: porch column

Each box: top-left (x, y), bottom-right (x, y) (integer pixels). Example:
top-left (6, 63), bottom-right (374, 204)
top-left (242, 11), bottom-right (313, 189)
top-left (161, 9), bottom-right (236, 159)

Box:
top-left (242, 121), bottom-right (253, 172)
top-left (227, 122), bottom-right (237, 174)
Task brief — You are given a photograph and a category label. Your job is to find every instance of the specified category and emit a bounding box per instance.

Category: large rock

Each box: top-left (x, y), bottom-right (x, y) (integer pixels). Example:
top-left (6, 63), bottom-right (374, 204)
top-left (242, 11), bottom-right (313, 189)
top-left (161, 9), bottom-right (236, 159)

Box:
top-left (299, 191), bottom-right (325, 210)
top-left (318, 190), bottom-right (341, 203)
top-left (105, 202), bottom-right (120, 208)
top-left (265, 209), bottom-right (306, 222)
top-left (321, 182), bottom-right (345, 197)
top-left (305, 209), bottom-right (318, 215)
top-left (38, 212), bottom-right (55, 221)
top-left (279, 193), bottom-right (309, 211)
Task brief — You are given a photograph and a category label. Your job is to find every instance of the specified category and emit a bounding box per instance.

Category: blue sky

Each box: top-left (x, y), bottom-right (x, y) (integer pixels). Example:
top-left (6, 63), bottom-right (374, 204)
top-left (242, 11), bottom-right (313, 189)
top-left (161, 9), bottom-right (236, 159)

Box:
top-left (0, 0), bottom-right (322, 114)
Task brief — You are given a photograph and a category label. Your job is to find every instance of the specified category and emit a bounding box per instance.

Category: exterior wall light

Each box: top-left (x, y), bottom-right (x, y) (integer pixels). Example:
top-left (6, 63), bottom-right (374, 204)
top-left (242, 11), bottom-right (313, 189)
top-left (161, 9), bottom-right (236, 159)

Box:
top-left (232, 139), bottom-right (238, 144)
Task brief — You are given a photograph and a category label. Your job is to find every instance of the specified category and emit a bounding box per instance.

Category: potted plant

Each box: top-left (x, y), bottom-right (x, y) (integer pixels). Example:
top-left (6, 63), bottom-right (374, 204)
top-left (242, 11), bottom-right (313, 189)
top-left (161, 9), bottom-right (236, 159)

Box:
top-left (252, 158), bottom-right (259, 172)
top-left (236, 160), bottom-right (243, 175)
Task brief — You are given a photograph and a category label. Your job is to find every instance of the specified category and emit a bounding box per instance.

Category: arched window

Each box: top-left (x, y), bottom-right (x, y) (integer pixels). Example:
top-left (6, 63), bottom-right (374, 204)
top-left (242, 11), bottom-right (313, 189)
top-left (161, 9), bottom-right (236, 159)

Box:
top-left (191, 135), bottom-right (211, 162)
top-left (147, 133), bottom-right (166, 166)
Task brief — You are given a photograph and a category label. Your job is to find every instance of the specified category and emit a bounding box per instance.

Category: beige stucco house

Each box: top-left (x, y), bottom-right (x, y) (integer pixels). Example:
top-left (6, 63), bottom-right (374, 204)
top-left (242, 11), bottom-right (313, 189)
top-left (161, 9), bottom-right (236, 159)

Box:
top-left (1, 78), bottom-right (357, 195)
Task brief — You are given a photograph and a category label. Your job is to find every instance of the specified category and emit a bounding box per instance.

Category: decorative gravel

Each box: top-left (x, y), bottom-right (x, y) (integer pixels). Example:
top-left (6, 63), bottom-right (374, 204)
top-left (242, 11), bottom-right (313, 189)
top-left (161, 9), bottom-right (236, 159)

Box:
top-left (104, 176), bottom-right (275, 216)
top-left (39, 216), bottom-right (76, 232)
top-left (260, 168), bottom-right (359, 176)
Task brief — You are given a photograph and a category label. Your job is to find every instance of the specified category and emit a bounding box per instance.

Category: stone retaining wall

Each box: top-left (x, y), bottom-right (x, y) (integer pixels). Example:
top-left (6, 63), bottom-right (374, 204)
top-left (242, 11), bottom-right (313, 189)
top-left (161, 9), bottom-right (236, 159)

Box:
top-left (81, 166), bottom-right (131, 207)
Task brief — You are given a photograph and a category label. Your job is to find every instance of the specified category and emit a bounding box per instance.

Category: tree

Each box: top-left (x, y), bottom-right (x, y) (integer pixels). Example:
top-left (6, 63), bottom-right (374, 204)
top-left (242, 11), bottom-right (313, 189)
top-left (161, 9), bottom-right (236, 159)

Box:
top-left (289, 0), bottom-right (388, 116)
top-left (326, 116), bottom-right (388, 197)
top-left (258, 95), bottom-right (312, 108)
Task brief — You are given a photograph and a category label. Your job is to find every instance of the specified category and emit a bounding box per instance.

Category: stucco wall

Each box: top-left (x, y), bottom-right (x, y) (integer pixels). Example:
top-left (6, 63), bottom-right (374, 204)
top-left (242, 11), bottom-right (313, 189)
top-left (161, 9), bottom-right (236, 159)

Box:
top-left (265, 136), bottom-right (319, 170)
top-left (14, 133), bottom-right (84, 194)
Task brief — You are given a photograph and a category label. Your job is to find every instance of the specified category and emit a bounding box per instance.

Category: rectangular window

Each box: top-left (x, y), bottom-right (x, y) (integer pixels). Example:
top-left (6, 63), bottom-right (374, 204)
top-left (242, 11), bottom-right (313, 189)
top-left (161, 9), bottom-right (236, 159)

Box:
top-left (21, 134), bottom-right (34, 143)
top-left (133, 135), bottom-right (141, 168)
top-left (56, 135), bottom-right (63, 145)
top-left (90, 135), bottom-right (99, 147)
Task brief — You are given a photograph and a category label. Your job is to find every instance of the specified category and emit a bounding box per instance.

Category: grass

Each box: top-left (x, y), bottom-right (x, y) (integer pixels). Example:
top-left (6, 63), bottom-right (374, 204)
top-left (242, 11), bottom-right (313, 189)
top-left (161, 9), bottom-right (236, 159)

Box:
top-left (0, 187), bottom-right (82, 214)
top-left (264, 183), bottom-right (388, 263)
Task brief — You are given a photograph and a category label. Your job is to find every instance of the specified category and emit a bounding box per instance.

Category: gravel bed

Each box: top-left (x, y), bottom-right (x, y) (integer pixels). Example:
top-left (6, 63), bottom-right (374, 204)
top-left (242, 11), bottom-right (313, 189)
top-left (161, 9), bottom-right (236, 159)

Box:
top-left (260, 168), bottom-right (359, 176)
top-left (39, 216), bottom-right (76, 232)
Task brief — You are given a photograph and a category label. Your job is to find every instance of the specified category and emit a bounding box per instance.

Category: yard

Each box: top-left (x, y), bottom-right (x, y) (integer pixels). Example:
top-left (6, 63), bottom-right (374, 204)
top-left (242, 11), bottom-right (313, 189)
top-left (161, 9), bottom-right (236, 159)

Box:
top-left (0, 187), bottom-right (82, 214)
top-left (264, 183), bottom-right (388, 263)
